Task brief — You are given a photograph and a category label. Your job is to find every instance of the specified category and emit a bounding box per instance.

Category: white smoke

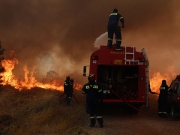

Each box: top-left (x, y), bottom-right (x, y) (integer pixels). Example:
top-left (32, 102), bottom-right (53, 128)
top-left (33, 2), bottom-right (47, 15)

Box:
top-left (94, 32), bottom-right (117, 48)
top-left (93, 32), bottom-right (107, 48)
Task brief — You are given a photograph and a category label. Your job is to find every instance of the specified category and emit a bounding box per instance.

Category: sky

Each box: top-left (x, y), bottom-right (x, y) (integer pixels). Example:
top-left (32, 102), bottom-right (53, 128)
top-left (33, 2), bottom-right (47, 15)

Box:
top-left (0, 0), bottom-right (180, 84)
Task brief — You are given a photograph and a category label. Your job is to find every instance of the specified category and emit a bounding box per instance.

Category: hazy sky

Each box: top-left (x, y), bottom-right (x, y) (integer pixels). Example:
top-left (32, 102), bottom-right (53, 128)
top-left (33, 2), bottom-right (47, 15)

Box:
top-left (0, 0), bottom-right (180, 84)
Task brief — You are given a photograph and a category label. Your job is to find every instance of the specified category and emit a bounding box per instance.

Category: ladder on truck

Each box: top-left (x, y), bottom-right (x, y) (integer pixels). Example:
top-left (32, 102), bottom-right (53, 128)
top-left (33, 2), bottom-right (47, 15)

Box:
top-left (124, 47), bottom-right (150, 108)
top-left (141, 48), bottom-right (149, 108)
top-left (124, 46), bottom-right (142, 65)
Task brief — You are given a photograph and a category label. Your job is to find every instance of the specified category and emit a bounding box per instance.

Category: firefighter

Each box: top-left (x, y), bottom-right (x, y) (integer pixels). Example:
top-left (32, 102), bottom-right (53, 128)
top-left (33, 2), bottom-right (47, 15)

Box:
top-left (107, 8), bottom-right (124, 49)
top-left (82, 74), bottom-right (104, 128)
top-left (158, 80), bottom-right (170, 118)
top-left (64, 76), bottom-right (72, 105)
top-left (70, 78), bottom-right (74, 93)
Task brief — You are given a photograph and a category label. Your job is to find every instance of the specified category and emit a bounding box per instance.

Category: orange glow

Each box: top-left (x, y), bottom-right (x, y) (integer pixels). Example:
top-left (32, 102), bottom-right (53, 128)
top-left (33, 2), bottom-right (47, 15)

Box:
top-left (150, 66), bottom-right (176, 93)
top-left (0, 53), bottom-right (82, 91)
top-left (0, 51), bottom-right (176, 93)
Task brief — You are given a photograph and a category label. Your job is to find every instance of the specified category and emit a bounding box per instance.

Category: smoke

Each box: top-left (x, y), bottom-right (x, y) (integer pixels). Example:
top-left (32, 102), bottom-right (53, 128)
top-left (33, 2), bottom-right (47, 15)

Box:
top-left (0, 0), bottom-right (180, 84)
top-left (94, 32), bottom-right (107, 48)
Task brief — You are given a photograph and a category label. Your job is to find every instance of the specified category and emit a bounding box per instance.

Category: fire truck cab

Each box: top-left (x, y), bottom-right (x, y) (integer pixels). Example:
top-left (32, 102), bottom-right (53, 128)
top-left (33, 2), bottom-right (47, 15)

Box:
top-left (83, 45), bottom-right (149, 112)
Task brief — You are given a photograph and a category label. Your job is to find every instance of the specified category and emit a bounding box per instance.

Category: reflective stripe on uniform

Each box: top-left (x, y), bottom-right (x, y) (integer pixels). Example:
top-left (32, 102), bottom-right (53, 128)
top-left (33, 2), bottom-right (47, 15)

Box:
top-left (90, 116), bottom-right (95, 119)
top-left (96, 116), bottom-right (102, 118)
top-left (83, 85), bottom-right (100, 93)
top-left (82, 90), bottom-right (86, 94)
top-left (116, 39), bottom-right (121, 41)
top-left (93, 85), bottom-right (98, 89)
top-left (109, 13), bottom-right (118, 16)
top-left (160, 87), bottom-right (165, 90)
top-left (82, 88), bottom-right (86, 94)
top-left (108, 38), bottom-right (112, 41)
top-left (98, 89), bottom-right (102, 92)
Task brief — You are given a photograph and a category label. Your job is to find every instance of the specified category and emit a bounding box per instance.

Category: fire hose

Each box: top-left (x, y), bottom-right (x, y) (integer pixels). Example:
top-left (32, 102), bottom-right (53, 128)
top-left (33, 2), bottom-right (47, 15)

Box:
top-left (108, 87), bottom-right (172, 120)
top-left (60, 92), bottom-right (79, 104)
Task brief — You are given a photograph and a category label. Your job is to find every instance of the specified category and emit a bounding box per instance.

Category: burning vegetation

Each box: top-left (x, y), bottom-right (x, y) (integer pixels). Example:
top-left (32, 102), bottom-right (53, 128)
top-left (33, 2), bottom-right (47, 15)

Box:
top-left (0, 44), bottom-right (82, 91)
top-left (150, 66), bottom-right (177, 93)
top-left (0, 43), bottom-right (86, 135)
top-left (0, 43), bottom-right (176, 94)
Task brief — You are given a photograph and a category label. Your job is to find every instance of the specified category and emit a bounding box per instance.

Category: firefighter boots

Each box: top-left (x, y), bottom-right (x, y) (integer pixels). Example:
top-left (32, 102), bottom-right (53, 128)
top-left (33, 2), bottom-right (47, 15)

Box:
top-left (90, 118), bottom-right (96, 127)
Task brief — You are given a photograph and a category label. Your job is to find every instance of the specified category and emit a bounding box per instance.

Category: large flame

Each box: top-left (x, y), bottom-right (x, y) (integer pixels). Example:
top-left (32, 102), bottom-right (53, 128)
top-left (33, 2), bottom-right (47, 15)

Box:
top-left (0, 51), bottom-right (82, 91)
top-left (150, 66), bottom-right (176, 93)
top-left (0, 51), bottom-right (176, 93)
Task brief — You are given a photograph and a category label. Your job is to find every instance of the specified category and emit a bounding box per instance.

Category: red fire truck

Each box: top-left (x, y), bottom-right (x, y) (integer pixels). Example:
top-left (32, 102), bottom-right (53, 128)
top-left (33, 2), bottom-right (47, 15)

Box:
top-left (83, 45), bottom-right (149, 112)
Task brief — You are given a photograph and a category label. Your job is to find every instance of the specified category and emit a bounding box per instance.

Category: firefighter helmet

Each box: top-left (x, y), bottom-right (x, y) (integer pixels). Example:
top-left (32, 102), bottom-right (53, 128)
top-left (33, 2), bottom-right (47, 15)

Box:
top-left (113, 8), bottom-right (118, 13)
top-left (88, 74), bottom-right (95, 80)
top-left (66, 76), bottom-right (70, 80)
top-left (162, 80), bottom-right (166, 84)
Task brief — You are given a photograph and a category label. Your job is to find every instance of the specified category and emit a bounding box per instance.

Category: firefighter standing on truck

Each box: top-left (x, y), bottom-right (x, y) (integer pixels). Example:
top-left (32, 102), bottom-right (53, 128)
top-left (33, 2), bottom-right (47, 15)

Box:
top-left (82, 74), bottom-right (104, 128)
top-left (64, 76), bottom-right (73, 105)
top-left (107, 8), bottom-right (124, 49)
top-left (158, 80), bottom-right (170, 118)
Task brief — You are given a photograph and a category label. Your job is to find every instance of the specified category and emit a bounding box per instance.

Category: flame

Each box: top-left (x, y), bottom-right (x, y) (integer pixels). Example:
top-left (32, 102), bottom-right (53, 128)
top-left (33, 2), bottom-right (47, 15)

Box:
top-left (0, 51), bottom-right (176, 93)
top-left (150, 66), bottom-right (176, 93)
top-left (0, 54), bottom-right (82, 91)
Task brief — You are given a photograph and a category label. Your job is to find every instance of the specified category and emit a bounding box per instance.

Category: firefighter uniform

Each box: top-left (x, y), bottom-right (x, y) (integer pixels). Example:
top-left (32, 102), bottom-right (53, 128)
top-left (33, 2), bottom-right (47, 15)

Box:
top-left (82, 74), bottom-right (104, 128)
top-left (107, 8), bottom-right (124, 49)
top-left (158, 80), bottom-right (170, 118)
top-left (70, 78), bottom-right (74, 93)
top-left (64, 76), bottom-right (73, 105)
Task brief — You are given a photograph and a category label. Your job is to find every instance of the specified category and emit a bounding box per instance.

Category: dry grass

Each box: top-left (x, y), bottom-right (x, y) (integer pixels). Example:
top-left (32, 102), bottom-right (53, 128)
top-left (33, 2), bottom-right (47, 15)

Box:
top-left (0, 85), bottom-right (89, 135)
top-left (2, 85), bottom-right (179, 135)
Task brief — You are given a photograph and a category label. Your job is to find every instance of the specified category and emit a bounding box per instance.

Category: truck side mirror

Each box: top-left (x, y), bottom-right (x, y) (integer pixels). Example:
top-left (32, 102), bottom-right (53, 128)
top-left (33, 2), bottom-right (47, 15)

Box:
top-left (83, 66), bottom-right (86, 76)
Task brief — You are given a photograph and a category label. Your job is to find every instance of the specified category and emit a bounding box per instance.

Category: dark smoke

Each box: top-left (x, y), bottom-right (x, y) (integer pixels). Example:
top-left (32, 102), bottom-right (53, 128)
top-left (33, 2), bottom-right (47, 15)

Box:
top-left (0, 0), bottom-right (179, 84)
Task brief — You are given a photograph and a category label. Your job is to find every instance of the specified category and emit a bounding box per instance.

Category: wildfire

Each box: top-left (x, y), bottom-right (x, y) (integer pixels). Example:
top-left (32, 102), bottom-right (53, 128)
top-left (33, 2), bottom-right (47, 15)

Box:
top-left (0, 51), bottom-right (176, 93)
top-left (0, 56), bottom-right (82, 91)
top-left (150, 66), bottom-right (176, 93)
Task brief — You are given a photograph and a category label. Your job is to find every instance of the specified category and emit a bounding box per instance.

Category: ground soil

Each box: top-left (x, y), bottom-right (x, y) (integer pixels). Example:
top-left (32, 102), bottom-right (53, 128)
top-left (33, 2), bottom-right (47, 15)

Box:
top-left (72, 93), bottom-right (180, 135)
top-left (1, 88), bottom-right (179, 135)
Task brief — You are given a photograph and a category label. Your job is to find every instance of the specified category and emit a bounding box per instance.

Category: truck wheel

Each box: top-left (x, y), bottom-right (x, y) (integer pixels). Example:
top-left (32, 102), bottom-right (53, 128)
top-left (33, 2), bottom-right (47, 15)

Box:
top-left (170, 104), bottom-right (177, 119)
